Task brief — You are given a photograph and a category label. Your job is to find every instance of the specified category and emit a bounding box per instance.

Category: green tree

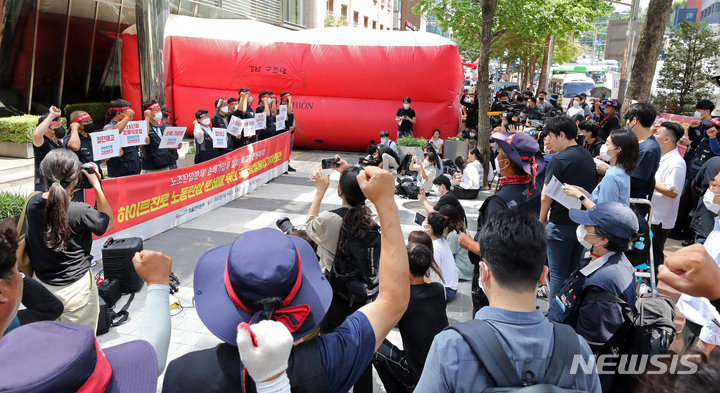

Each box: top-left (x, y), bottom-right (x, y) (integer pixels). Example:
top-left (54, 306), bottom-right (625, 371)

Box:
top-left (652, 20), bottom-right (720, 115)
top-left (324, 15), bottom-right (347, 27)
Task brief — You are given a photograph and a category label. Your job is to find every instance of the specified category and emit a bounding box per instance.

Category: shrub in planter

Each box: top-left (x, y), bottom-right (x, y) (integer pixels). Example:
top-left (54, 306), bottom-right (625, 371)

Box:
top-left (0, 189), bottom-right (27, 221)
top-left (0, 115), bottom-right (69, 144)
top-left (397, 136), bottom-right (428, 147)
top-left (64, 102), bottom-right (111, 126)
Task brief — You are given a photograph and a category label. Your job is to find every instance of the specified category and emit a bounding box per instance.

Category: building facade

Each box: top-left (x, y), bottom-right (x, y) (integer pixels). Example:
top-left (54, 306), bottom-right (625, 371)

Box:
top-left (392, 0), bottom-right (424, 31)
top-left (306, 0), bottom-right (393, 30)
top-left (701, 0), bottom-right (720, 25)
top-left (0, 0), bottom-right (305, 117)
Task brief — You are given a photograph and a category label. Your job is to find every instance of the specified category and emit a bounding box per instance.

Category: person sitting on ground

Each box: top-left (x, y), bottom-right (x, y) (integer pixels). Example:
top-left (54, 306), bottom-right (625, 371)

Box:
top-left (418, 175), bottom-right (467, 226)
top-left (422, 143), bottom-right (444, 172)
top-left (373, 243), bottom-right (448, 393)
top-left (562, 128), bottom-right (639, 209)
top-left (163, 166), bottom-right (411, 393)
top-left (407, 230), bottom-right (445, 285)
top-left (676, 171), bottom-right (720, 358)
top-left (458, 132), bottom-right (545, 314)
top-left (429, 129), bottom-right (444, 157)
top-left (379, 130), bottom-right (398, 155)
top-left (32, 107), bottom-right (66, 191)
top-left (437, 205), bottom-right (472, 281)
top-left (26, 149), bottom-right (113, 330)
top-left (423, 213), bottom-right (458, 302)
top-left (193, 109), bottom-right (218, 165)
top-left (547, 202), bottom-right (638, 392)
top-left (365, 143), bottom-right (401, 171)
top-left (410, 153), bottom-right (439, 193)
top-left (0, 216), bottom-right (174, 388)
top-left (416, 209), bottom-right (601, 392)
top-left (451, 149), bottom-right (483, 199)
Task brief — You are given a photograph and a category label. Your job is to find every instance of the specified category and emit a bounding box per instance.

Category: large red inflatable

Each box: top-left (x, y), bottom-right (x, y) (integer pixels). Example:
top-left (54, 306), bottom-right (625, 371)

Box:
top-left (121, 15), bottom-right (463, 151)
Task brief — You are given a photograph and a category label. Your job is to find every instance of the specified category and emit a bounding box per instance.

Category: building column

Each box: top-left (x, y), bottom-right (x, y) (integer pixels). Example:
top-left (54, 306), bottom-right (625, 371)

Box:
top-left (135, 0), bottom-right (169, 106)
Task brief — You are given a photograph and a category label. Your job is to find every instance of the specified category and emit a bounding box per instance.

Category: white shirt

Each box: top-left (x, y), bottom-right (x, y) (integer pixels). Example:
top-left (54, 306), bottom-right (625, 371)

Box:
top-left (460, 160), bottom-right (482, 190)
top-left (651, 149), bottom-right (687, 229)
top-left (420, 163), bottom-right (437, 193)
top-left (567, 105), bottom-right (585, 117)
top-left (677, 217), bottom-right (720, 345)
top-left (193, 123), bottom-right (211, 144)
top-left (430, 137), bottom-right (444, 154)
top-left (433, 237), bottom-right (458, 291)
top-left (380, 140), bottom-right (398, 155)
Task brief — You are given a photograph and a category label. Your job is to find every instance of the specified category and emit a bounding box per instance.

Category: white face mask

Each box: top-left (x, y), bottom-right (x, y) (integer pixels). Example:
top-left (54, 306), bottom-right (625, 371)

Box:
top-left (153, 112), bottom-right (163, 121)
top-left (704, 191), bottom-right (720, 214)
top-left (267, 97), bottom-right (273, 105)
top-left (576, 225), bottom-right (594, 250)
top-left (201, 118), bottom-right (211, 126)
top-left (381, 137), bottom-right (388, 144)
top-left (603, 107), bottom-right (612, 115)
top-left (220, 106), bottom-right (229, 113)
top-left (247, 96), bottom-right (254, 104)
top-left (422, 223), bottom-right (431, 231)
top-left (478, 262), bottom-right (488, 293)
top-left (469, 132), bottom-right (476, 138)
top-left (694, 111), bottom-right (703, 120)
top-left (573, 101), bottom-right (580, 107)
top-left (599, 144), bottom-right (617, 162)
top-left (423, 160), bottom-right (431, 168)
top-left (403, 104), bottom-right (410, 110)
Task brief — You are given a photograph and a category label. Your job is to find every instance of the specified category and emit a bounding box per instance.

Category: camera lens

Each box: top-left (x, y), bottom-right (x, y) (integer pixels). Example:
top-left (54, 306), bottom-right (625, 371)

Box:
top-left (276, 217), bottom-right (296, 234)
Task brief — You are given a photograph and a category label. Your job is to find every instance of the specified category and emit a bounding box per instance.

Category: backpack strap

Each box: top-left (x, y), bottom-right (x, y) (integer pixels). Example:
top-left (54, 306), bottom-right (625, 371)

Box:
top-left (111, 292), bottom-right (135, 327)
top-left (581, 291), bottom-right (634, 323)
top-left (330, 207), bottom-right (349, 219)
top-left (444, 320), bottom-right (523, 387)
top-left (542, 322), bottom-right (582, 388)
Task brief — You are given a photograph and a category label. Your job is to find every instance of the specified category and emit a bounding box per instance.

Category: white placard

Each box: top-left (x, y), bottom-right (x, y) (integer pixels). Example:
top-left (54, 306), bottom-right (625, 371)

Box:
top-left (212, 128), bottom-right (228, 148)
top-left (255, 113), bottom-right (266, 130)
top-left (159, 127), bottom-right (187, 149)
top-left (543, 175), bottom-right (582, 211)
top-left (279, 105), bottom-right (288, 116)
top-left (243, 119), bottom-right (256, 137)
top-left (276, 114), bottom-right (286, 130)
top-left (119, 121), bottom-right (148, 147)
top-left (227, 116), bottom-right (243, 137)
top-left (90, 129), bottom-right (121, 159)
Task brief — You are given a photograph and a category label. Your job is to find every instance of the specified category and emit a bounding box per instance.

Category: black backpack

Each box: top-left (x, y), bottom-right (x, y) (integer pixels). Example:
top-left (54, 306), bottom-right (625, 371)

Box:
top-left (447, 319), bottom-right (587, 392)
top-left (397, 153), bottom-right (413, 175)
top-left (328, 208), bottom-right (381, 307)
top-left (395, 178), bottom-right (421, 199)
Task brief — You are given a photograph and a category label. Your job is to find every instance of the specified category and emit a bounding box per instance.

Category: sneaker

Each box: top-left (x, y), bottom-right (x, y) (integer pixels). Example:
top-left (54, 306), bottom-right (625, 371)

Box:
top-left (288, 165), bottom-right (296, 172)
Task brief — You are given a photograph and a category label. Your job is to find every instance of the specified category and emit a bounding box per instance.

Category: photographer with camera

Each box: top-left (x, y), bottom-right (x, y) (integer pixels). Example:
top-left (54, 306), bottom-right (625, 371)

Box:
top-left (26, 149), bottom-right (113, 330)
top-left (491, 92), bottom-right (510, 112)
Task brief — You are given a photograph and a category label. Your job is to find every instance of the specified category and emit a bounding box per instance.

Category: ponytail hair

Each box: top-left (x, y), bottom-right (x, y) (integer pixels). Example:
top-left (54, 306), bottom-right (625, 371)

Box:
top-left (337, 166), bottom-right (378, 257)
top-left (40, 149), bottom-right (81, 252)
top-left (427, 212), bottom-right (449, 238)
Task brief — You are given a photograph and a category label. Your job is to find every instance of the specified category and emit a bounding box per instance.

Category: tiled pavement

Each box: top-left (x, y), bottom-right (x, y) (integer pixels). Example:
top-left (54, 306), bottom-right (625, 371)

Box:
top-left (95, 148), bottom-right (492, 392)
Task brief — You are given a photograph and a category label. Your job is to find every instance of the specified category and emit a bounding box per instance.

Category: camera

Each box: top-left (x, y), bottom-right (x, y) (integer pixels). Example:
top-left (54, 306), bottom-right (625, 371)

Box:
top-left (321, 157), bottom-right (340, 169)
top-left (75, 162), bottom-right (102, 190)
top-left (276, 217), bottom-right (297, 235)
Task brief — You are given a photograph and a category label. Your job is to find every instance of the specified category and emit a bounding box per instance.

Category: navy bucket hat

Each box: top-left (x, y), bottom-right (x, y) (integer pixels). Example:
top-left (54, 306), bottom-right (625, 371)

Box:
top-left (194, 228), bottom-right (332, 344)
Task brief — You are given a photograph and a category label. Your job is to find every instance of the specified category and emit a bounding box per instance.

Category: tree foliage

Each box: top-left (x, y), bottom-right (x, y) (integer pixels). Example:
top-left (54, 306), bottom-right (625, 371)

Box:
top-left (652, 20), bottom-right (720, 115)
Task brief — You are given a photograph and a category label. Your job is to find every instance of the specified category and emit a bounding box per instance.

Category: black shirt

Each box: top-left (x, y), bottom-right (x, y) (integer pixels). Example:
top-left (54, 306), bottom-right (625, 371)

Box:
top-left (691, 156), bottom-right (720, 238)
top-left (33, 137), bottom-right (63, 189)
top-left (434, 191), bottom-right (467, 225)
top-left (631, 135), bottom-right (661, 199)
top-left (255, 104), bottom-right (276, 137)
top-left (398, 283), bottom-right (448, 377)
top-left (396, 108), bottom-right (416, 132)
top-left (586, 137), bottom-right (605, 158)
top-left (544, 145), bottom-right (597, 225)
top-left (26, 193), bottom-right (109, 285)
top-left (378, 144), bottom-right (401, 165)
top-left (491, 100), bottom-right (509, 112)
top-left (64, 132), bottom-right (99, 166)
top-left (598, 114), bottom-right (620, 141)
top-left (283, 113), bottom-right (295, 133)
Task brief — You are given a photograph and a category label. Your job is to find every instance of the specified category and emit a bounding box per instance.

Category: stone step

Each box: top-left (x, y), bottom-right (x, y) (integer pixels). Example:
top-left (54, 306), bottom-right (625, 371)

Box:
top-left (0, 169), bottom-right (35, 192)
top-left (0, 159), bottom-right (34, 177)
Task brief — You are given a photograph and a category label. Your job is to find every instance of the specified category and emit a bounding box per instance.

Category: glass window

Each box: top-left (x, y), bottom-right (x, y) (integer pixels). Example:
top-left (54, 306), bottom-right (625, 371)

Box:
top-left (178, 0), bottom-right (195, 16)
top-left (196, 3), bottom-right (224, 18)
top-left (283, 0), bottom-right (304, 26)
top-left (61, 0), bottom-right (97, 107)
top-left (30, 0), bottom-right (70, 112)
top-left (0, 0), bottom-right (39, 115)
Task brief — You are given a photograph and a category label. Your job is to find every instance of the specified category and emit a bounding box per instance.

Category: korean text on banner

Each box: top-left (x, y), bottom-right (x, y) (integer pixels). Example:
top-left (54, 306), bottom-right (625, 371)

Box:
top-left (228, 116), bottom-right (243, 137)
top-left (91, 129), bottom-right (121, 159)
top-left (243, 119), bottom-right (256, 137)
top-left (279, 105), bottom-right (287, 116)
top-left (160, 127), bottom-right (187, 149)
top-left (255, 113), bottom-right (266, 130)
top-left (84, 132), bottom-right (291, 256)
top-left (213, 128), bottom-right (228, 148)
top-left (120, 121), bottom-right (148, 147)
top-left (276, 114), bottom-right (286, 130)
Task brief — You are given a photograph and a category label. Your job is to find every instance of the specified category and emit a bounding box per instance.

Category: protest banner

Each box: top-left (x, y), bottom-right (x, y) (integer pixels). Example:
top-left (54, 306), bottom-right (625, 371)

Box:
top-left (159, 127), bottom-right (187, 149)
top-left (85, 132), bottom-right (291, 260)
top-left (120, 121), bottom-right (148, 147)
top-left (228, 116), bottom-right (243, 136)
top-left (276, 114), bottom-right (286, 130)
top-left (279, 105), bottom-right (287, 116)
top-left (255, 113), bottom-right (266, 130)
top-left (91, 129), bottom-right (121, 159)
top-left (243, 118), bottom-right (256, 137)
top-left (213, 128), bottom-right (228, 148)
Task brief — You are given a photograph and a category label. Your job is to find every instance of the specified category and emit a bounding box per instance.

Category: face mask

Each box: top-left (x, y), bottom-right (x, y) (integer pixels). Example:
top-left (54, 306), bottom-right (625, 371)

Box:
top-left (599, 144), bottom-right (618, 162)
top-left (603, 108), bottom-right (612, 115)
top-left (82, 123), bottom-right (95, 133)
top-left (381, 137), bottom-right (388, 144)
top-left (704, 191), bottom-right (720, 214)
top-left (221, 106), bottom-right (229, 113)
top-left (153, 112), bottom-right (163, 121)
top-left (573, 101), bottom-right (580, 107)
top-left (403, 104), bottom-right (410, 110)
top-left (539, 97), bottom-right (544, 101)
top-left (201, 118), bottom-right (211, 126)
top-left (498, 158), bottom-right (510, 172)
top-left (694, 111), bottom-right (703, 120)
top-left (248, 96), bottom-right (254, 104)
top-left (53, 126), bottom-right (66, 140)
top-left (423, 160), bottom-right (431, 168)
top-left (469, 132), bottom-right (476, 138)
top-left (576, 225), bottom-right (594, 250)
top-left (267, 97), bottom-right (273, 105)
top-left (422, 223), bottom-right (431, 231)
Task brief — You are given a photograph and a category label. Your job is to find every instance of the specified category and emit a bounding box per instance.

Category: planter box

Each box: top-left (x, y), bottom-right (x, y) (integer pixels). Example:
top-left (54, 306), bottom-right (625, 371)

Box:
top-left (0, 142), bottom-right (33, 159)
top-left (184, 154), bottom-right (195, 167)
top-left (397, 146), bottom-right (423, 158)
top-left (444, 140), bottom-right (469, 161)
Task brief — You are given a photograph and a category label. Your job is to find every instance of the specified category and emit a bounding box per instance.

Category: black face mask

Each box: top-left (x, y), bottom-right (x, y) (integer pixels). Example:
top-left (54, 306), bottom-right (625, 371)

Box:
top-left (82, 123), bottom-right (95, 133)
top-left (539, 97), bottom-right (544, 101)
top-left (53, 126), bottom-right (66, 140)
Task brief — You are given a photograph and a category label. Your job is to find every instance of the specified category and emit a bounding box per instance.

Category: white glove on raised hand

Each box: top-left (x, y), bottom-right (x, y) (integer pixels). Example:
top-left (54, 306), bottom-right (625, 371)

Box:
top-left (236, 320), bottom-right (294, 382)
